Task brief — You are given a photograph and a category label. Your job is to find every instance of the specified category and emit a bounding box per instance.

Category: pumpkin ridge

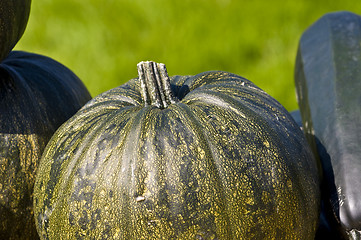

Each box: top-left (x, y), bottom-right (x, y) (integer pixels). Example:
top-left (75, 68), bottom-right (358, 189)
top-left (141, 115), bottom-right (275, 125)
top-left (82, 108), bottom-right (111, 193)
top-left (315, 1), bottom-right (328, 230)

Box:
top-left (86, 81), bottom-right (142, 109)
top-left (38, 107), bottom-right (142, 237)
top-left (185, 88), bottom-right (288, 131)
top-left (180, 77), bottom-right (271, 112)
top-left (182, 91), bottom-right (248, 120)
top-left (35, 97), bottom-right (141, 189)
top-left (172, 102), bottom-right (233, 239)
top-left (179, 71), bottom-right (263, 98)
top-left (35, 119), bottom-right (105, 237)
top-left (254, 114), bottom-right (320, 237)
top-left (83, 107), bottom-right (144, 239)
top-left (182, 87), bottom-right (319, 238)
top-left (34, 106), bottom-right (142, 236)
top-left (117, 106), bottom-right (160, 239)
top-left (34, 112), bottom-right (95, 205)
top-left (182, 71), bottom-right (236, 91)
top-left (121, 103), bottom-right (234, 238)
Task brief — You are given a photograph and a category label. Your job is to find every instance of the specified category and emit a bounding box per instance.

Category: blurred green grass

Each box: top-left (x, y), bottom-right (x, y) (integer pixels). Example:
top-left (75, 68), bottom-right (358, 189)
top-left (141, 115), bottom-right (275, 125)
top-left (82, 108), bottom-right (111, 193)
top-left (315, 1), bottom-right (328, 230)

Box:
top-left (14, 0), bottom-right (361, 111)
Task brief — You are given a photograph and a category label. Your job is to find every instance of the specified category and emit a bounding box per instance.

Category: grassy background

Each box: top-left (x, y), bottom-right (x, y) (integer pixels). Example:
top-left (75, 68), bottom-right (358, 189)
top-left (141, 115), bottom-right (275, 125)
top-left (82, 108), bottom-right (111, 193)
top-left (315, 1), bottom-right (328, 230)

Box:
top-left (14, 0), bottom-right (361, 111)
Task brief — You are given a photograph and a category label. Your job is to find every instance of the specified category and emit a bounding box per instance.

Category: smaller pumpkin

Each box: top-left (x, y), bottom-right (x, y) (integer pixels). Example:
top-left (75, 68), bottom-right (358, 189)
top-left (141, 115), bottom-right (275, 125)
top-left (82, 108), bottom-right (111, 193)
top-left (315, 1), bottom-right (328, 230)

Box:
top-left (0, 51), bottom-right (91, 239)
top-left (34, 61), bottom-right (320, 239)
top-left (0, 0), bottom-right (31, 62)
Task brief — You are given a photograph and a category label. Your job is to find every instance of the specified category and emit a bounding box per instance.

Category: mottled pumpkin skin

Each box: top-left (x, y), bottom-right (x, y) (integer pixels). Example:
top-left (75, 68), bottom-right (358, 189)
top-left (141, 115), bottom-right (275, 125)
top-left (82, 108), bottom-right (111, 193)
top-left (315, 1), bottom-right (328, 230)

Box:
top-left (0, 51), bottom-right (91, 239)
top-left (0, 0), bottom-right (31, 62)
top-left (34, 71), bottom-right (320, 239)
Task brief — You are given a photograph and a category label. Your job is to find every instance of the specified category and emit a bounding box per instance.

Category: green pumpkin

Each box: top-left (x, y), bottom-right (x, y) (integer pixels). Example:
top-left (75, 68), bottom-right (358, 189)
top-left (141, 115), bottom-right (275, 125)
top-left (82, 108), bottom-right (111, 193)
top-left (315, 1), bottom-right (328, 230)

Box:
top-left (0, 51), bottom-right (91, 239)
top-left (0, 0), bottom-right (31, 62)
top-left (34, 61), bottom-right (320, 239)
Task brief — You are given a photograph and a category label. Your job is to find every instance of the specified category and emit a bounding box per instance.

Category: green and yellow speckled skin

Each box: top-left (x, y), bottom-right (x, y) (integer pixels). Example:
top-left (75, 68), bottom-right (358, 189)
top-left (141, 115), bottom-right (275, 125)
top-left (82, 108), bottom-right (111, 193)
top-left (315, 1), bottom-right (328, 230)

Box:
top-left (0, 51), bottom-right (91, 239)
top-left (0, 0), bottom-right (31, 62)
top-left (34, 65), bottom-right (320, 239)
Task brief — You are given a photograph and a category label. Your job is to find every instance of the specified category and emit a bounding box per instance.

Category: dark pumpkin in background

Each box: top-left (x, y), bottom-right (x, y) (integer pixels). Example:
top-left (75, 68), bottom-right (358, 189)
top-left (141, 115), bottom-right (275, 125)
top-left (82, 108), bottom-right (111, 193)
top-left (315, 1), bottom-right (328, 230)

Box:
top-left (0, 0), bottom-right (31, 62)
top-left (295, 11), bottom-right (361, 239)
top-left (0, 0), bottom-right (91, 239)
top-left (34, 61), bottom-right (320, 239)
top-left (0, 51), bottom-right (91, 239)
top-left (0, 1), bottom-right (91, 239)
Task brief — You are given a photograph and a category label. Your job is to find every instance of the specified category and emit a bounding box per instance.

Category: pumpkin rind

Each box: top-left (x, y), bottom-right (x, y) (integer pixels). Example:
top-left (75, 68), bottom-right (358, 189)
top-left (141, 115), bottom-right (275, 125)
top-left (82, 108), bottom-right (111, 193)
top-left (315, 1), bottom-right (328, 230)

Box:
top-left (295, 11), bottom-right (361, 239)
top-left (34, 62), bottom-right (320, 239)
top-left (0, 0), bottom-right (31, 62)
top-left (0, 51), bottom-right (91, 239)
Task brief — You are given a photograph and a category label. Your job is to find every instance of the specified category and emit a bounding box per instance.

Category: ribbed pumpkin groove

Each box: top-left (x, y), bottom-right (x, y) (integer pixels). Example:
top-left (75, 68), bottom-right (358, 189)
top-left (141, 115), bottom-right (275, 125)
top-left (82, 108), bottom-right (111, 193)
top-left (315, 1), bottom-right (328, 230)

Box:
top-left (34, 61), bottom-right (320, 239)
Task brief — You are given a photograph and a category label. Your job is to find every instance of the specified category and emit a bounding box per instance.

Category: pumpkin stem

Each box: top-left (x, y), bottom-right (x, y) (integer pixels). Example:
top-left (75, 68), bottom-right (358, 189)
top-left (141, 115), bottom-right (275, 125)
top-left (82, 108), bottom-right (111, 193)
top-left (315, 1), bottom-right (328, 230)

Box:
top-left (137, 61), bottom-right (177, 109)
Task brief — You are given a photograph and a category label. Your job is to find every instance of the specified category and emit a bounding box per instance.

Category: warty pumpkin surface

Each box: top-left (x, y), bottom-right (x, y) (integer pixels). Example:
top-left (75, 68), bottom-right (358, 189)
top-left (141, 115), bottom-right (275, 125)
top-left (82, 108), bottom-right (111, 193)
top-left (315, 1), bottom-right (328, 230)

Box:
top-left (0, 0), bottom-right (31, 62)
top-left (0, 51), bottom-right (91, 239)
top-left (34, 61), bottom-right (320, 239)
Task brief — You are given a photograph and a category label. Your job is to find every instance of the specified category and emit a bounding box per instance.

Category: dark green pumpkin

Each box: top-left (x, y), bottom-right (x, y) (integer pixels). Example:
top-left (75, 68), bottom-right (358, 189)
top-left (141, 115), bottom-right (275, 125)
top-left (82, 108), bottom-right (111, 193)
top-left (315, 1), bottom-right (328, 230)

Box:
top-left (34, 61), bottom-right (320, 239)
top-left (0, 51), bottom-right (91, 239)
top-left (295, 11), bottom-right (361, 239)
top-left (0, 0), bottom-right (31, 62)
